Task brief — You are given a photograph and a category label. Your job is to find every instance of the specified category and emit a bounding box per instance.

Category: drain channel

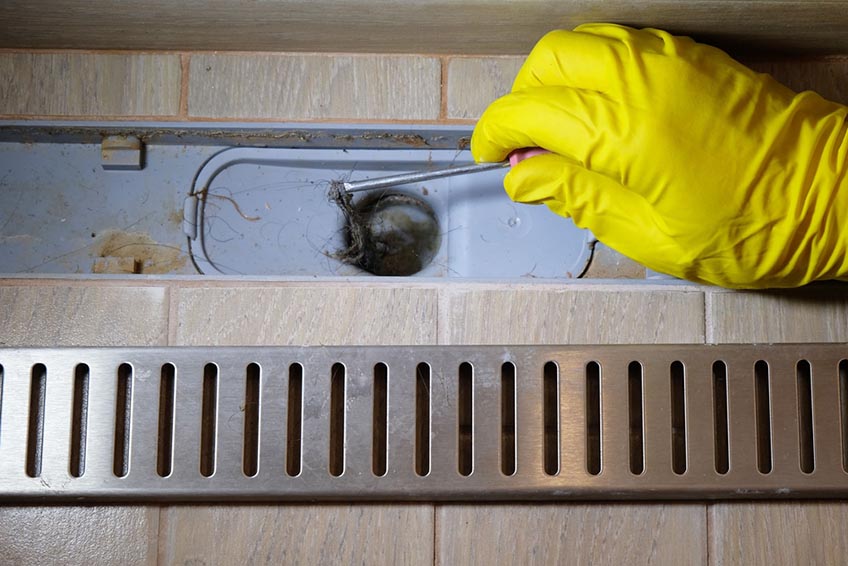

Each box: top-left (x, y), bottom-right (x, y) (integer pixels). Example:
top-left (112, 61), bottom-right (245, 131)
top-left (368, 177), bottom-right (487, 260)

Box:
top-left (1, 345), bottom-right (847, 501)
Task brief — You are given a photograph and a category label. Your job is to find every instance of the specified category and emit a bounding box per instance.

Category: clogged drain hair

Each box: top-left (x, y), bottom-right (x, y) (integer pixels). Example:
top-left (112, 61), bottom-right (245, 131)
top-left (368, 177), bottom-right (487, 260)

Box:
top-left (329, 181), bottom-right (441, 276)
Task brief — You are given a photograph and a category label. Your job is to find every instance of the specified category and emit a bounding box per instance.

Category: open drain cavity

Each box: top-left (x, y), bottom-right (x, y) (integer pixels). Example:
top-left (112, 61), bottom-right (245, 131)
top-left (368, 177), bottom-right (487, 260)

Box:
top-left (332, 187), bottom-right (441, 276)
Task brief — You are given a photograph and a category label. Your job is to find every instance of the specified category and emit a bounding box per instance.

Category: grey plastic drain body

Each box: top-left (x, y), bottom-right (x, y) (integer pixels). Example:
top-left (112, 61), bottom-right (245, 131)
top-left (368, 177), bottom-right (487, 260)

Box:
top-left (1, 344), bottom-right (847, 501)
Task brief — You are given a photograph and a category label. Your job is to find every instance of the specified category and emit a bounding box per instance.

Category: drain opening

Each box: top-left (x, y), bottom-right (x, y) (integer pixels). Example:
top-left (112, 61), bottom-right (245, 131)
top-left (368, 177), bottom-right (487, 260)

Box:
top-left (329, 363), bottom-right (346, 477)
top-left (586, 361), bottom-right (602, 476)
top-left (286, 363), bottom-right (303, 477)
top-left (373, 363), bottom-right (389, 477)
top-left (338, 191), bottom-right (441, 276)
top-left (628, 362), bottom-right (645, 475)
top-left (796, 360), bottom-right (815, 474)
top-left (754, 361), bottom-right (773, 474)
top-left (26, 364), bottom-right (47, 478)
top-left (200, 363), bottom-right (218, 478)
top-left (670, 361), bottom-right (687, 475)
top-left (458, 362), bottom-right (474, 476)
top-left (543, 362), bottom-right (560, 476)
top-left (158, 364), bottom-right (176, 478)
top-left (713, 361), bottom-right (730, 475)
top-left (70, 364), bottom-right (90, 478)
top-left (243, 363), bottom-right (261, 477)
top-left (841, 360), bottom-right (848, 474)
top-left (501, 362), bottom-right (517, 477)
top-left (114, 363), bottom-right (133, 478)
top-left (415, 363), bottom-right (431, 477)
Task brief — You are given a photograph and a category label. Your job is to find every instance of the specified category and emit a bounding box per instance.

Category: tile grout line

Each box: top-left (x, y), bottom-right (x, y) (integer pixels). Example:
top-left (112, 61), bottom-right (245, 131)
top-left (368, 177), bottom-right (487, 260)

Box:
top-left (704, 290), bottom-right (714, 345)
top-left (437, 287), bottom-right (451, 346)
top-left (178, 54), bottom-right (190, 119)
top-left (433, 504), bottom-right (439, 566)
top-left (167, 283), bottom-right (180, 346)
top-left (439, 56), bottom-right (449, 121)
top-left (706, 503), bottom-right (713, 566)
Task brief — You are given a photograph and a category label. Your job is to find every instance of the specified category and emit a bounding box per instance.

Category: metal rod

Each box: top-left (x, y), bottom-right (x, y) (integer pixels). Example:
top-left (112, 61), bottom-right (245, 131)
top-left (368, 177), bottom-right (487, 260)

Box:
top-left (342, 161), bottom-right (508, 193)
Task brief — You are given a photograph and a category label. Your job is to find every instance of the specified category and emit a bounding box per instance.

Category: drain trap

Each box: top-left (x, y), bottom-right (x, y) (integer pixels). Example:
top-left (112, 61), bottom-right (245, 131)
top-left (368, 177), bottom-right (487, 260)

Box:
top-left (344, 192), bottom-right (441, 276)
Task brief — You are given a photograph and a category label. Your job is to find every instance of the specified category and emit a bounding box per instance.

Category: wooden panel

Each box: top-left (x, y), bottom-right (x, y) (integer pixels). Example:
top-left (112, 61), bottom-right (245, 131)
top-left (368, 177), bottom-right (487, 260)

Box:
top-left (708, 288), bottom-right (848, 566)
top-left (0, 506), bottom-right (158, 566)
top-left (447, 56), bottom-right (524, 119)
top-left (710, 504), bottom-right (848, 565)
top-left (745, 57), bottom-right (848, 105)
top-left (438, 505), bottom-right (707, 566)
top-left (188, 53), bottom-right (441, 120)
top-left (0, 284), bottom-right (168, 346)
top-left (707, 288), bottom-right (848, 344)
top-left (165, 283), bottom-right (437, 563)
top-left (160, 505), bottom-right (433, 566)
top-left (439, 286), bottom-right (707, 565)
top-left (175, 286), bottom-right (438, 346)
top-left (0, 53), bottom-right (180, 116)
top-left (445, 287), bottom-right (705, 344)
top-left (0, 282), bottom-right (166, 565)
top-left (1, 1), bottom-right (848, 54)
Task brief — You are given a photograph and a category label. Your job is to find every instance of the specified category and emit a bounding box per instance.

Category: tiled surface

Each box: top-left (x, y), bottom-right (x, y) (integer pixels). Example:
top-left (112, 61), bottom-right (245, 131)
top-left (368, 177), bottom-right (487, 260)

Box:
top-left (0, 285), bottom-right (168, 346)
top-left (160, 505), bottom-right (434, 566)
top-left (438, 286), bottom-right (707, 565)
top-left (437, 504), bottom-right (707, 566)
top-left (0, 53), bottom-right (181, 116)
top-left (710, 503), bottom-right (848, 566)
top-left (174, 286), bottom-right (438, 345)
top-left (706, 288), bottom-right (848, 343)
top-left (444, 287), bottom-right (705, 344)
top-left (165, 283), bottom-right (438, 563)
top-left (0, 506), bottom-right (158, 566)
top-left (0, 284), bottom-right (166, 565)
top-left (708, 287), bottom-right (848, 565)
top-left (745, 57), bottom-right (848, 105)
top-left (187, 53), bottom-right (441, 120)
top-left (446, 56), bottom-right (524, 119)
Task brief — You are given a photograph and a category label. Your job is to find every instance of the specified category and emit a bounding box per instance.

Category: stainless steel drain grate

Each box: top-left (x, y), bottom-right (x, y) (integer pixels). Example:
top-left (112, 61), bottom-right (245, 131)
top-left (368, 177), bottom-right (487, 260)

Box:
top-left (1, 345), bottom-right (847, 501)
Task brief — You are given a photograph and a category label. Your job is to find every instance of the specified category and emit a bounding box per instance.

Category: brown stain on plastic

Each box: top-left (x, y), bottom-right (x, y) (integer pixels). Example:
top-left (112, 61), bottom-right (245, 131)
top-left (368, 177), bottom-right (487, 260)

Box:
top-left (95, 230), bottom-right (186, 274)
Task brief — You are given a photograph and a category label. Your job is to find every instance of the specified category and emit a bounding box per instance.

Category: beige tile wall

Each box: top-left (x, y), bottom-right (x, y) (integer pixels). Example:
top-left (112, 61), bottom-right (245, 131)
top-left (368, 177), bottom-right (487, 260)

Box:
top-left (1, 51), bottom-right (846, 120)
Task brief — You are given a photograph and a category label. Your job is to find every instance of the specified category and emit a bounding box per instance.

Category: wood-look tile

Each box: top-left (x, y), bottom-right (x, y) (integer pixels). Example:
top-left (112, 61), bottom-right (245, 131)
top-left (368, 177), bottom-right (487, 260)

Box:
top-left (0, 506), bottom-right (158, 566)
top-left (707, 287), bottom-right (848, 344)
top-left (0, 284), bottom-right (168, 346)
top-left (174, 286), bottom-right (437, 346)
top-left (160, 505), bottom-right (433, 566)
top-left (0, 53), bottom-right (181, 116)
top-left (447, 56), bottom-right (524, 119)
top-left (187, 53), bottom-right (441, 120)
top-left (708, 286), bottom-right (848, 566)
top-left (166, 284), bottom-right (437, 564)
top-left (710, 503), bottom-right (848, 566)
top-left (437, 504), bottom-right (707, 566)
top-left (745, 57), bottom-right (848, 105)
top-left (439, 286), bottom-right (706, 566)
top-left (2, 2), bottom-right (848, 54)
top-left (445, 287), bottom-right (705, 344)
top-left (0, 282), bottom-right (165, 565)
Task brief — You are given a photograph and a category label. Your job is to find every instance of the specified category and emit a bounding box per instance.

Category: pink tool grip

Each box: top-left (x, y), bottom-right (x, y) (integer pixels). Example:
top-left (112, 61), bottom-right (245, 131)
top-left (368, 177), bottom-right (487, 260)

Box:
top-left (508, 148), bottom-right (551, 167)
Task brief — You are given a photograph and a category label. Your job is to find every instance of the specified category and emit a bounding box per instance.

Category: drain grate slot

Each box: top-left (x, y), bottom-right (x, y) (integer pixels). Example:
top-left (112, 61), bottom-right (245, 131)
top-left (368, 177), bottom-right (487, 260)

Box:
top-left (713, 361), bottom-right (730, 475)
top-left (26, 364), bottom-right (46, 478)
top-left (1, 345), bottom-right (848, 501)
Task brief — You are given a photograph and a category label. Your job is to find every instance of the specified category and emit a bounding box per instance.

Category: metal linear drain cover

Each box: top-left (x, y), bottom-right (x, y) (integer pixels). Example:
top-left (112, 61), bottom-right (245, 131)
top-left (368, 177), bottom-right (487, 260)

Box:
top-left (1, 345), bottom-right (847, 501)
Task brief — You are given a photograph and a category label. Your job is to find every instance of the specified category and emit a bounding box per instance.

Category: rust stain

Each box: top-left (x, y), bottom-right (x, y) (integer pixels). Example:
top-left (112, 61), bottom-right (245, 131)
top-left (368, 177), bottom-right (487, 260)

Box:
top-left (95, 230), bottom-right (186, 274)
top-left (168, 208), bottom-right (184, 226)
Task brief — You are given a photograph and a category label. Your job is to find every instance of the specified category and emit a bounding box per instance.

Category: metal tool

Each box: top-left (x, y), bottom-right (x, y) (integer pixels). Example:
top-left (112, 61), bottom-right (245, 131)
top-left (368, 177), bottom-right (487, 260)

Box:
top-left (342, 161), bottom-right (508, 193)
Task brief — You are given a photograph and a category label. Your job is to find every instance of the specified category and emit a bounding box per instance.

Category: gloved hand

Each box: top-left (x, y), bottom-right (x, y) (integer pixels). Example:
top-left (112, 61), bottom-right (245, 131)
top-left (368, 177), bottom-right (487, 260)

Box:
top-left (471, 23), bottom-right (848, 288)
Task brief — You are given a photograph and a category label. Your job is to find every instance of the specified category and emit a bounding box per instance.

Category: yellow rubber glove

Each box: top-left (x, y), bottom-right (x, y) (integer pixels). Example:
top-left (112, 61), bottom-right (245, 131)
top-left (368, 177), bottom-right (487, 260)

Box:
top-left (472, 24), bottom-right (848, 288)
